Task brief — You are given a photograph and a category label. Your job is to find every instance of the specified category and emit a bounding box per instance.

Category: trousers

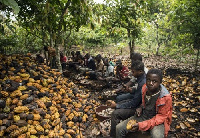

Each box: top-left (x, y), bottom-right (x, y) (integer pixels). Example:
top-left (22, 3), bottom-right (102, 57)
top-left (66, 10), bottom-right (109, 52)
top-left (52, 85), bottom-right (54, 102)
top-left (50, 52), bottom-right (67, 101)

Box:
top-left (116, 115), bottom-right (165, 138)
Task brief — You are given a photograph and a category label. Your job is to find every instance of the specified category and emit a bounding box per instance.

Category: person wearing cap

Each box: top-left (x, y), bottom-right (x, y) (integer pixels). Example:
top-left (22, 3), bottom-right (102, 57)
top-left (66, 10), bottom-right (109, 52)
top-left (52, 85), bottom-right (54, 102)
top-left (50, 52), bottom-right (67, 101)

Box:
top-left (115, 59), bottom-right (129, 82)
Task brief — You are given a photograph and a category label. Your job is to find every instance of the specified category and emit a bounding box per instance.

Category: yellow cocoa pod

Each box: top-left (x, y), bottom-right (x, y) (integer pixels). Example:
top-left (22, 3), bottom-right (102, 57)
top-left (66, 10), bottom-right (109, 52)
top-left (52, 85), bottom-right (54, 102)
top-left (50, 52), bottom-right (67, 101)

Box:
top-left (33, 114), bottom-right (41, 121)
top-left (126, 120), bottom-right (137, 130)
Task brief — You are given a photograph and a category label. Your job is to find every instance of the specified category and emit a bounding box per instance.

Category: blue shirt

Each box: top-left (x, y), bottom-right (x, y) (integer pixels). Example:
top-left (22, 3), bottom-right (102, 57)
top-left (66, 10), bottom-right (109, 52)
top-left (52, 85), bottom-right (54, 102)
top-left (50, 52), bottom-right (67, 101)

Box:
top-left (116, 73), bottom-right (146, 109)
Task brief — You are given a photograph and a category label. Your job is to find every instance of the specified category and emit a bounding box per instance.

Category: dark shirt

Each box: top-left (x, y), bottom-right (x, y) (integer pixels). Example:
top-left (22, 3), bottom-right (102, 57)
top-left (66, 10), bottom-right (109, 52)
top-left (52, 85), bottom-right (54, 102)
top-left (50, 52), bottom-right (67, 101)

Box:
top-left (36, 56), bottom-right (44, 63)
top-left (116, 73), bottom-right (146, 109)
top-left (142, 91), bottom-right (160, 119)
top-left (87, 58), bottom-right (96, 70)
top-left (44, 46), bottom-right (48, 51)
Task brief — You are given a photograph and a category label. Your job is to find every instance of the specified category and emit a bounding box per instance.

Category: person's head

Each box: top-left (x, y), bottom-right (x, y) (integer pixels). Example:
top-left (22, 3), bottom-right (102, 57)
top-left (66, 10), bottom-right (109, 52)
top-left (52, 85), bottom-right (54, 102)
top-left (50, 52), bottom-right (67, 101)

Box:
top-left (131, 60), bottom-right (144, 78)
top-left (71, 51), bottom-right (75, 57)
top-left (146, 69), bottom-right (163, 93)
top-left (78, 54), bottom-right (84, 60)
top-left (103, 58), bottom-right (109, 66)
top-left (60, 52), bottom-right (64, 58)
top-left (75, 51), bottom-right (81, 56)
top-left (95, 54), bottom-right (102, 62)
top-left (85, 53), bottom-right (90, 59)
top-left (131, 52), bottom-right (142, 62)
top-left (116, 59), bottom-right (123, 69)
top-left (36, 54), bottom-right (40, 57)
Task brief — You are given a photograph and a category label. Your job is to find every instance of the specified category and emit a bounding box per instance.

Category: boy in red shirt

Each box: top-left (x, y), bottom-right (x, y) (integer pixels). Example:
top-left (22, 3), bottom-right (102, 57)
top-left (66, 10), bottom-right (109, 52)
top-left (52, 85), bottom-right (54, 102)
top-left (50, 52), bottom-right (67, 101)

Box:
top-left (115, 59), bottom-right (129, 82)
top-left (116, 69), bottom-right (172, 138)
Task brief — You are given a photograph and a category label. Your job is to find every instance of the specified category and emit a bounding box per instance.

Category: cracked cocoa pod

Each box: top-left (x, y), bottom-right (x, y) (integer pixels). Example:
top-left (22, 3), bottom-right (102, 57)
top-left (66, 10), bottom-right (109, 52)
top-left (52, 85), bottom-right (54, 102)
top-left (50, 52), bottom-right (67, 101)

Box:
top-left (33, 108), bottom-right (46, 117)
top-left (126, 120), bottom-right (137, 130)
top-left (72, 116), bottom-right (78, 123)
top-left (27, 114), bottom-right (34, 120)
top-left (16, 120), bottom-right (28, 127)
top-left (7, 112), bottom-right (14, 120)
top-left (0, 100), bottom-right (6, 109)
top-left (45, 102), bottom-right (52, 108)
top-left (37, 93), bottom-right (46, 98)
top-left (0, 113), bottom-right (8, 120)
top-left (78, 116), bottom-right (82, 123)
top-left (19, 113), bottom-right (27, 120)
top-left (5, 120), bottom-right (12, 127)
top-left (26, 86), bottom-right (37, 91)
top-left (23, 96), bottom-right (34, 105)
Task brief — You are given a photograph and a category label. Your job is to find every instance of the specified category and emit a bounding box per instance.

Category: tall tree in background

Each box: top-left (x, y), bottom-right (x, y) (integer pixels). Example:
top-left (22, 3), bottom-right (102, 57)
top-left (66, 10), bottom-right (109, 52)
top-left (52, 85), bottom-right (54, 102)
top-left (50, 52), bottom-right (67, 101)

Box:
top-left (171, 0), bottom-right (200, 70)
top-left (145, 0), bottom-right (173, 55)
top-left (15, 0), bottom-right (92, 72)
top-left (99, 0), bottom-right (146, 56)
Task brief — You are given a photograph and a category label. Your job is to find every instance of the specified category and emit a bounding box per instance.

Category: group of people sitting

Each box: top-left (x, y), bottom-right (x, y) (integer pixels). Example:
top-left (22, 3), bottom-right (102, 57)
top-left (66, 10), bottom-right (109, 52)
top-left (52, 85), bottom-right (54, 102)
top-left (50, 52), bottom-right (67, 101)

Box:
top-left (105, 55), bottom-right (172, 138)
top-left (67, 51), bottom-right (172, 138)
top-left (67, 51), bottom-right (129, 81)
top-left (36, 50), bottom-right (172, 138)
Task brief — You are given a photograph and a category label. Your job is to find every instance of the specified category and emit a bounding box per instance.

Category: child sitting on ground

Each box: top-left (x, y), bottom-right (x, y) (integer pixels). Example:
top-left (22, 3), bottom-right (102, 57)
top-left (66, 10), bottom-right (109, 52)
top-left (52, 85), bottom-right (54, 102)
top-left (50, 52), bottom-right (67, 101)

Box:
top-left (107, 60), bottom-right (146, 137)
top-left (115, 59), bottom-right (129, 82)
top-left (116, 68), bottom-right (172, 138)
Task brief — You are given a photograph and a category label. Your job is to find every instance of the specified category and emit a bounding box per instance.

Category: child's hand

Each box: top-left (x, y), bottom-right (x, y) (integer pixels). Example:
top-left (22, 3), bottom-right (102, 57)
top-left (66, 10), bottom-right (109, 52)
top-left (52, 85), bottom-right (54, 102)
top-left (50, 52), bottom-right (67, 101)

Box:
top-left (125, 86), bottom-right (132, 93)
top-left (136, 107), bottom-right (142, 117)
top-left (131, 123), bottom-right (139, 132)
top-left (106, 100), bottom-right (116, 109)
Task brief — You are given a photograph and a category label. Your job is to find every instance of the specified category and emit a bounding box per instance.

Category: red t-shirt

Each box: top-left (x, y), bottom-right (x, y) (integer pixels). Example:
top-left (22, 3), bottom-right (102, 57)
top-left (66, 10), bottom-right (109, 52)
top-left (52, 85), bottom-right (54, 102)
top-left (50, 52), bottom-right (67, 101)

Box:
top-left (119, 66), bottom-right (129, 78)
top-left (60, 56), bottom-right (67, 63)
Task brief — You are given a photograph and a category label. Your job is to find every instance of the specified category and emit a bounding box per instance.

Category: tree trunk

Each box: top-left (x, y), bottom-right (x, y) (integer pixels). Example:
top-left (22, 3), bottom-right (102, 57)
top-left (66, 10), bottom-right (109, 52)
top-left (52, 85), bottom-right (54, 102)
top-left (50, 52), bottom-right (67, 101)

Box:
top-left (156, 24), bottom-right (160, 56)
top-left (131, 39), bottom-right (135, 53)
top-left (55, 44), bottom-right (62, 73)
top-left (195, 48), bottom-right (199, 71)
top-left (127, 29), bottom-right (134, 57)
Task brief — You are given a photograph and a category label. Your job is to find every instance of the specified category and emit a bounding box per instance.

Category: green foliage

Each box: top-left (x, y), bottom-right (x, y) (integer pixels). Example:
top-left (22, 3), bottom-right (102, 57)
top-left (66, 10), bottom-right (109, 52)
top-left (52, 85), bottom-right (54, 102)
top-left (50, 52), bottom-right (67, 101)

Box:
top-left (0, 0), bottom-right (20, 14)
top-left (170, 0), bottom-right (200, 50)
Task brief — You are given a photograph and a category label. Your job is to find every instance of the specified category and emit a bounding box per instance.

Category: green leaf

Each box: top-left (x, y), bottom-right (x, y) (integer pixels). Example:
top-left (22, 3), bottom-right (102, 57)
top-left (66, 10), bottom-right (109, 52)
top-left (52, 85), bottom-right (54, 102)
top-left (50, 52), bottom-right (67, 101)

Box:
top-left (0, 0), bottom-right (20, 14)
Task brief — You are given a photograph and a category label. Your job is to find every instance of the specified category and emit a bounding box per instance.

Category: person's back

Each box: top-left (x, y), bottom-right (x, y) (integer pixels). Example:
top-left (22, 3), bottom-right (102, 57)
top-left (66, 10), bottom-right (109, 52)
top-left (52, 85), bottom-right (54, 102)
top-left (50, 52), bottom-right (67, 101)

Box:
top-left (36, 54), bottom-right (44, 63)
top-left (95, 54), bottom-right (104, 72)
top-left (103, 58), bottom-right (114, 77)
top-left (85, 53), bottom-right (96, 70)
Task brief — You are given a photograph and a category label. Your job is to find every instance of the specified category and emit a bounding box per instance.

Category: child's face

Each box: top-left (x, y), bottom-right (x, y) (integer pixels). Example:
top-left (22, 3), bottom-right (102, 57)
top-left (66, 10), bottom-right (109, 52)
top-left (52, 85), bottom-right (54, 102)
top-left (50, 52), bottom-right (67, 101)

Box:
top-left (146, 73), bottom-right (161, 93)
top-left (131, 69), bottom-right (141, 78)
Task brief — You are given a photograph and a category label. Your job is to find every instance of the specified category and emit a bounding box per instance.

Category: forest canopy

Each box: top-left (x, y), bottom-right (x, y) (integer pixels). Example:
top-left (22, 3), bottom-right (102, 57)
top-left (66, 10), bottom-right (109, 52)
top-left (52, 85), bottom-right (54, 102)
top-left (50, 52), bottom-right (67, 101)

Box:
top-left (0, 0), bottom-right (199, 70)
